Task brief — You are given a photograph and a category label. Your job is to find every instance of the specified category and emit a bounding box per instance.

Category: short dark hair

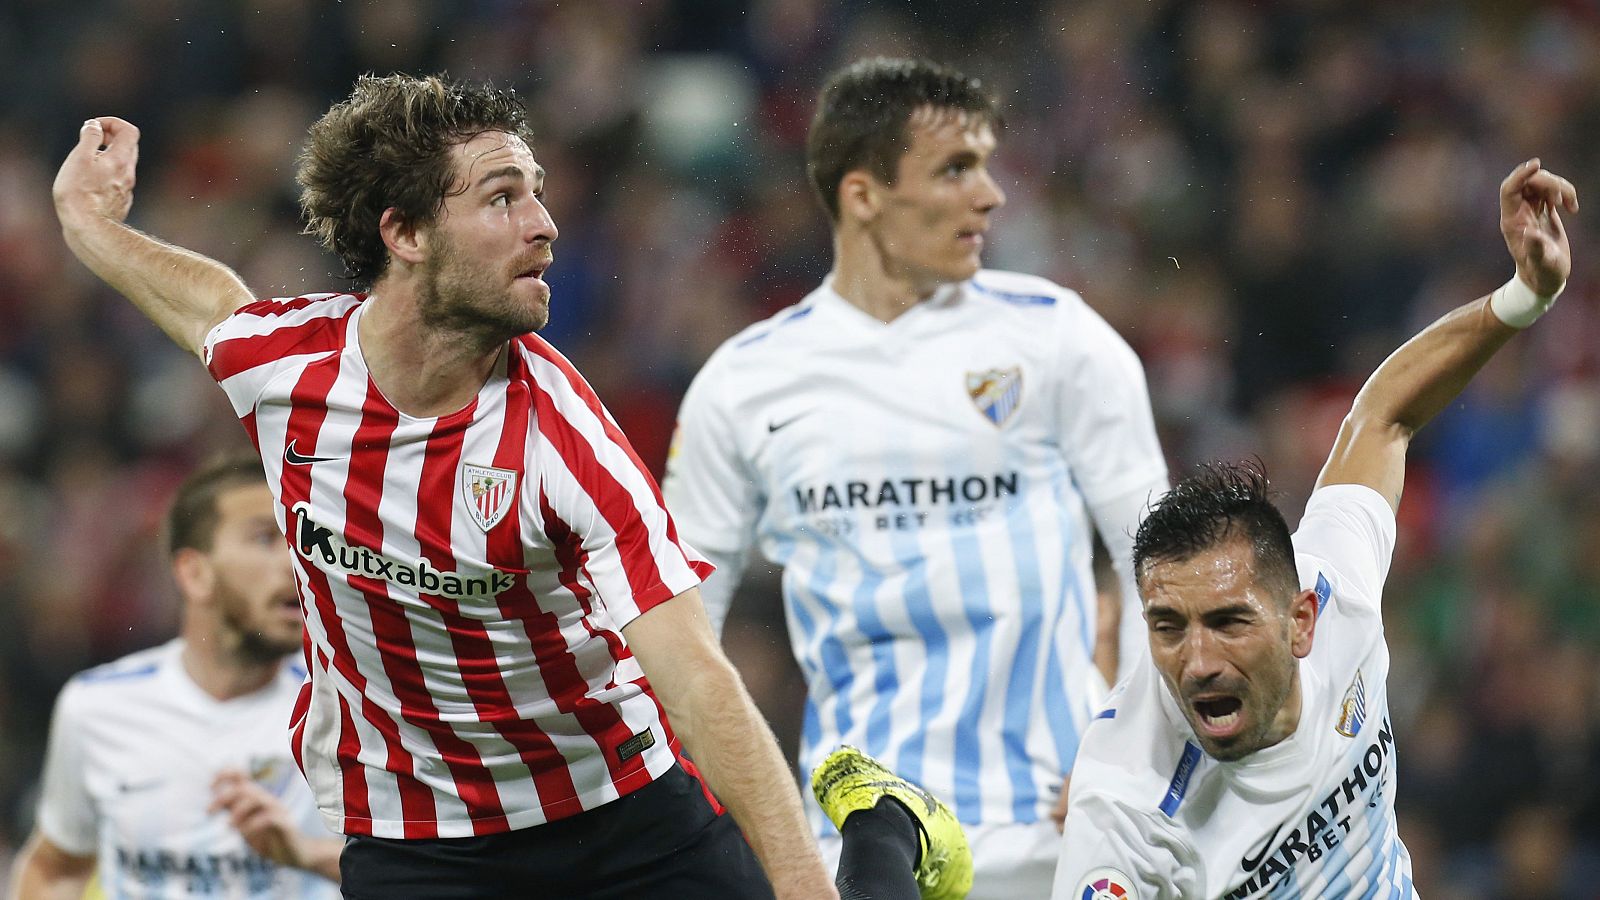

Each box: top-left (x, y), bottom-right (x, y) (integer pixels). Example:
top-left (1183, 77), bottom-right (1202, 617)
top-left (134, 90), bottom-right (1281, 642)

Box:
top-left (806, 57), bottom-right (1003, 222)
top-left (1133, 460), bottom-right (1299, 600)
top-left (297, 73), bottom-right (535, 288)
top-left (166, 454), bottom-right (266, 557)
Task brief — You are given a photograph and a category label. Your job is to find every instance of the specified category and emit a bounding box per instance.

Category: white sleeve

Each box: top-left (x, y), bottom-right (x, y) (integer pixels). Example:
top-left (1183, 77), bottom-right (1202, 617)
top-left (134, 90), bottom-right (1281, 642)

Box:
top-left (1293, 484), bottom-right (1396, 612)
top-left (1055, 302), bottom-right (1168, 505)
top-left (1054, 791), bottom-right (1200, 900)
top-left (530, 356), bottom-right (711, 629)
top-left (662, 362), bottom-right (761, 636)
top-left (203, 296), bottom-right (357, 418)
top-left (694, 545), bottom-right (750, 637)
top-left (34, 683), bottom-right (98, 857)
top-left (1057, 300), bottom-right (1168, 681)
top-left (1087, 474), bottom-right (1168, 680)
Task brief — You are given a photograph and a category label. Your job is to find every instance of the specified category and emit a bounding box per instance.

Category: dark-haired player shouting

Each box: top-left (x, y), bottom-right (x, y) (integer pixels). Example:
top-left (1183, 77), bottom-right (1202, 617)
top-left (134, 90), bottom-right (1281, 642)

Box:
top-left (1052, 159), bottom-right (1577, 899)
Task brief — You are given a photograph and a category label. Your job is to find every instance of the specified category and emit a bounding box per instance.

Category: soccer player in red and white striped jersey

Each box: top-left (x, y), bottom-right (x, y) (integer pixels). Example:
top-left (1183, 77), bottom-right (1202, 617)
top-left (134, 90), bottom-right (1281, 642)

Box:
top-left (52, 74), bottom-right (838, 899)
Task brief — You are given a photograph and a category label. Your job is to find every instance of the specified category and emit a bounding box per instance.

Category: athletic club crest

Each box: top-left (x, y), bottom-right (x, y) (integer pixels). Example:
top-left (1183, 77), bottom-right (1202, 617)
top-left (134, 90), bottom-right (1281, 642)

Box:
top-left (462, 463), bottom-right (518, 532)
top-left (967, 367), bottom-right (1023, 426)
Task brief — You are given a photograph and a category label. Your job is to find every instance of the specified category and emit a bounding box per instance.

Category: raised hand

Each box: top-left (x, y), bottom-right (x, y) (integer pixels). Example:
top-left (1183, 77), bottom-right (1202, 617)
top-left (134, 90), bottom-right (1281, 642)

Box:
top-left (209, 769), bottom-right (344, 882)
top-left (52, 117), bottom-right (141, 230)
top-left (1500, 158), bottom-right (1578, 296)
top-left (50, 116), bottom-right (254, 355)
top-left (210, 769), bottom-right (306, 869)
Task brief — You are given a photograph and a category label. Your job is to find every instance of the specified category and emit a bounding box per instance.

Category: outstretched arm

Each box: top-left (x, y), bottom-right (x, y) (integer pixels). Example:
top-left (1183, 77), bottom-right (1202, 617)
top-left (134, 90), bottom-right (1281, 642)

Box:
top-left (624, 588), bottom-right (839, 900)
top-left (52, 117), bottom-right (253, 357)
top-left (1316, 159), bottom-right (1578, 510)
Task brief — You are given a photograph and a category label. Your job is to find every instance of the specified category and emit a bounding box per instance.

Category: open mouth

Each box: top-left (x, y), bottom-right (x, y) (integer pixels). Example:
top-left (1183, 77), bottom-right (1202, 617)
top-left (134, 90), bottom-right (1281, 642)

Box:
top-left (1192, 696), bottom-right (1244, 735)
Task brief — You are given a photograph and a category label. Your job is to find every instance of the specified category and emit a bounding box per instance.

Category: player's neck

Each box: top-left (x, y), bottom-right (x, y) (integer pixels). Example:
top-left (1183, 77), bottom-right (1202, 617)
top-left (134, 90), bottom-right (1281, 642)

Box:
top-left (1260, 671), bottom-right (1305, 751)
top-left (831, 233), bottom-right (942, 323)
top-left (357, 285), bottom-right (505, 418)
top-left (180, 638), bottom-right (280, 702)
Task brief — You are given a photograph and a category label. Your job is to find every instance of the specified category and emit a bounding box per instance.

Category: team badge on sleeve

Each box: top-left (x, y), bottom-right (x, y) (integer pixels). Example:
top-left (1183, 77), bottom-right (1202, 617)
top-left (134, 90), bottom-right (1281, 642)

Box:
top-left (462, 463), bottom-right (518, 532)
top-left (1079, 868), bottom-right (1137, 900)
top-left (967, 367), bottom-right (1023, 426)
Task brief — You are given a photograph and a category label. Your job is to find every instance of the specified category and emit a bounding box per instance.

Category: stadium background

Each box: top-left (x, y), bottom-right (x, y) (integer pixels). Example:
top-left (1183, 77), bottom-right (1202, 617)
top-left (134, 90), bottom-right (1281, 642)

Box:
top-left (1, 0), bottom-right (1598, 894)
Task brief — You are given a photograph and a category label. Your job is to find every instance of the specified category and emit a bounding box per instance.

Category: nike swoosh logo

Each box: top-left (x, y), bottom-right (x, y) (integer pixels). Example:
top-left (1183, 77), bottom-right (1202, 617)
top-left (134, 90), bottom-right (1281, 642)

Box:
top-left (118, 779), bottom-right (163, 794)
top-left (767, 413), bottom-right (809, 434)
top-left (284, 440), bottom-right (340, 466)
top-left (1241, 822), bottom-right (1283, 872)
top-left (853, 780), bottom-right (938, 816)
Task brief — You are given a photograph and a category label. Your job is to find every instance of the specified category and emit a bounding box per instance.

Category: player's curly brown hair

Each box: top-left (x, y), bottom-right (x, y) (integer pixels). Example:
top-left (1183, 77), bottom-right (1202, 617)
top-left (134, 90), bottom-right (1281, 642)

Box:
top-left (297, 73), bottom-right (535, 288)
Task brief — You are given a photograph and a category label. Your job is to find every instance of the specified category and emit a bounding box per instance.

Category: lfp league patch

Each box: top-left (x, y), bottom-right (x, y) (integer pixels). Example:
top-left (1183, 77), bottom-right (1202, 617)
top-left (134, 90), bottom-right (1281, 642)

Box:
top-left (1079, 867), bottom-right (1138, 900)
top-left (462, 463), bottom-right (518, 532)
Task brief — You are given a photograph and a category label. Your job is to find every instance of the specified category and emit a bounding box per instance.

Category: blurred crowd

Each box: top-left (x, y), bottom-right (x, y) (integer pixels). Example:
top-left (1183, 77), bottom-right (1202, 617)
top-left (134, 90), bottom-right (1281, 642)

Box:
top-left (2, 0), bottom-right (1599, 895)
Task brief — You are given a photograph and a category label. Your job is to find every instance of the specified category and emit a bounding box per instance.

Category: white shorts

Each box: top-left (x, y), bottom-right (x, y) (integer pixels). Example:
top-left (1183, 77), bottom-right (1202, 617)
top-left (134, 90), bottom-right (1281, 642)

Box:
top-left (821, 819), bottom-right (1061, 900)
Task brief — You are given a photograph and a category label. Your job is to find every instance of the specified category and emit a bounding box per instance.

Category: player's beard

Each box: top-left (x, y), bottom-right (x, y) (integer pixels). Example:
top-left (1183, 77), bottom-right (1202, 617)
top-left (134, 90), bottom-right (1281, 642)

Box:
top-left (1185, 638), bottom-right (1299, 762)
top-left (417, 229), bottom-right (549, 342)
top-left (213, 578), bottom-right (302, 665)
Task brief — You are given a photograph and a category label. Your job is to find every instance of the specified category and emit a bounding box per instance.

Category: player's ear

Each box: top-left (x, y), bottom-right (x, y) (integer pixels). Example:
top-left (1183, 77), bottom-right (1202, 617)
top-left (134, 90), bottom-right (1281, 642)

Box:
top-left (172, 547), bottom-right (216, 607)
top-left (1288, 589), bottom-right (1318, 659)
top-left (379, 207), bottom-right (427, 267)
top-left (837, 170), bottom-right (880, 224)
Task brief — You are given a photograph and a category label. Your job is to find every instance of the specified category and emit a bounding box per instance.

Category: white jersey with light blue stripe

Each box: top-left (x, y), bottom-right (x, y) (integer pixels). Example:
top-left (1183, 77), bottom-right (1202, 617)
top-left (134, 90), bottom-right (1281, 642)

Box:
top-left (34, 640), bottom-right (339, 899)
top-left (664, 270), bottom-right (1167, 832)
top-left (1052, 485), bottom-right (1416, 900)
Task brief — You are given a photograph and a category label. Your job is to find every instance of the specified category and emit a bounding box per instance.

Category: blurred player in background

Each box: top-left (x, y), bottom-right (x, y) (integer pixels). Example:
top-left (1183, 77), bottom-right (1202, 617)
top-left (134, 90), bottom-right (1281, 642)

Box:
top-left (7, 456), bottom-right (340, 899)
top-left (1052, 160), bottom-right (1576, 898)
top-left (664, 57), bottom-right (1169, 898)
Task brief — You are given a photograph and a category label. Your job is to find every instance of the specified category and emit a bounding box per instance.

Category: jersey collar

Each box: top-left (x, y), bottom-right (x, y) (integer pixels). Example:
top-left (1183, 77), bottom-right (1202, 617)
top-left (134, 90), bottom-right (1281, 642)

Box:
top-left (814, 277), bottom-right (966, 330)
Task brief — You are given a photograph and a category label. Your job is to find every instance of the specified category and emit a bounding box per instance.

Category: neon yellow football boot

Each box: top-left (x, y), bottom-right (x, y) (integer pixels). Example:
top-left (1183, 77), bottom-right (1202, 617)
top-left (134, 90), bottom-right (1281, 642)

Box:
top-left (811, 745), bottom-right (973, 900)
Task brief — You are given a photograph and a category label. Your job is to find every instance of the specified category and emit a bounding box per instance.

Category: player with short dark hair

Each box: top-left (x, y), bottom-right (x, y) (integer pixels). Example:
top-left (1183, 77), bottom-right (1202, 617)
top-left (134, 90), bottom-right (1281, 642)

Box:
top-left (1133, 462), bottom-right (1301, 609)
top-left (666, 56), bottom-right (1169, 898)
top-left (8, 456), bottom-right (342, 899)
top-left (805, 57), bottom-right (1004, 224)
top-left (1052, 159), bottom-right (1578, 899)
top-left (51, 73), bottom-right (840, 898)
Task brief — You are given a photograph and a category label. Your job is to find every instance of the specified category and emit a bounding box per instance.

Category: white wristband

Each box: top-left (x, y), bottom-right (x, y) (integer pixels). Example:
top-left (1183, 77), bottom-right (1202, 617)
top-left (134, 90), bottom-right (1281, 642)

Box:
top-left (1489, 273), bottom-right (1563, 329)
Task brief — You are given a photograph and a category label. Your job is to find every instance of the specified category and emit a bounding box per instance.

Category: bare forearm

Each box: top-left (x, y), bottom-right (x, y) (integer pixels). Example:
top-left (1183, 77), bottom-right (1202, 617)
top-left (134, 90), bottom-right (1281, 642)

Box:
top-left (1321, 162), bottom-right (1575, 506)
top-left (623, 590), bottom-right (835, 898)
top-left (1349, 297), bottom-right (1517, 436)
top-left (1320, 296), bottom-right (1524, 507)
top-left (60, 214), bottom-right (250, 355)
top-left (8, 868), bottom-right (88, 900)
top-left (7, 836), bottom-right (94, 900)
top-left (296, 837), bottom-right (344, 884)
top-left (674, 662), bottom-right (836, 900)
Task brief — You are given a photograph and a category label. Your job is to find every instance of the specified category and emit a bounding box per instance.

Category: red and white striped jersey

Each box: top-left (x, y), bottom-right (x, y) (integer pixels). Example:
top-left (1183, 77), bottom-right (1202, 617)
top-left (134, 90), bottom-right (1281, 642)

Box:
top-left (203, 293), bottom-right (712, 839)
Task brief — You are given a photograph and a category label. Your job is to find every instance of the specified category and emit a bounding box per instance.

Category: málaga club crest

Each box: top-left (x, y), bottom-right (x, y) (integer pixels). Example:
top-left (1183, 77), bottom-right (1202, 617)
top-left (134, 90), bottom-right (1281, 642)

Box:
top-left (967, 367), bottom-right (1023, 426)
top-left (462, 463), bottom-right (518, 532)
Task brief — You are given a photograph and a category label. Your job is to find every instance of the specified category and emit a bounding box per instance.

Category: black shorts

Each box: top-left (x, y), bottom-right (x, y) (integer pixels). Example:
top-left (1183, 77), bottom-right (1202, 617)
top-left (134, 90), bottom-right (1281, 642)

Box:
top-left (339, 763), bottom-right (775, 899)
